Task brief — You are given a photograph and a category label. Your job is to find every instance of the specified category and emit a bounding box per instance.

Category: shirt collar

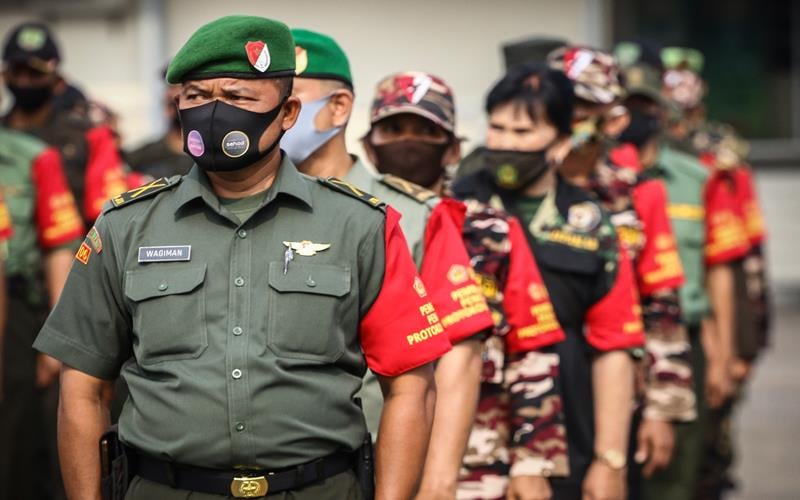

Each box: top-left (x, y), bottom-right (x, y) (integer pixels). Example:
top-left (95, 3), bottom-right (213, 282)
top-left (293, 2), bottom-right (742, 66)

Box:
top-left (174, 155), bottom-right (313, 213)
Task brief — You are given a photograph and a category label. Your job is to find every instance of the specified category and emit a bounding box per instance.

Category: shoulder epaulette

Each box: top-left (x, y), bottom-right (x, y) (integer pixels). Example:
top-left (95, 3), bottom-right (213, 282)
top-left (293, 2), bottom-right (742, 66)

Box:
top-left (104, 176), bottom-right (181, 212)
top-left (318, 177), bottom-right (386, 210)
top-left (379, 174), bottom-right (439, 205)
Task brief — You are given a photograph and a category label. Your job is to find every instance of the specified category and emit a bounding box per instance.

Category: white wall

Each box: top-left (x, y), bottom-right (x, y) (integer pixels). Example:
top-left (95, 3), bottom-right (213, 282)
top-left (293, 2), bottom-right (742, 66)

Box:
top-left (1, 0), bottom-right (601, 150)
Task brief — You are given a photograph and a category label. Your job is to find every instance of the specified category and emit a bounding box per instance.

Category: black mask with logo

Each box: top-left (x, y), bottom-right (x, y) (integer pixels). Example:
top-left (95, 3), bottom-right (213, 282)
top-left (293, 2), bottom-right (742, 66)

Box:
top-left (7, 83), bottom-right (54, 112)
top-left (178, 98), bottom-right (285, 172)
top-left (370, 139), bottom-right (450, 188)
top-left (465, 146), bottom-right (552, 191)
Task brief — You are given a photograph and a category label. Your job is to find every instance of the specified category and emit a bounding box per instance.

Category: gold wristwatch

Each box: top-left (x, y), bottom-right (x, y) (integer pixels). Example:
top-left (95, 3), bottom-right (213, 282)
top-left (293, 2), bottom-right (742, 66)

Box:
top-left (595, 449), bottom-right (627, 470)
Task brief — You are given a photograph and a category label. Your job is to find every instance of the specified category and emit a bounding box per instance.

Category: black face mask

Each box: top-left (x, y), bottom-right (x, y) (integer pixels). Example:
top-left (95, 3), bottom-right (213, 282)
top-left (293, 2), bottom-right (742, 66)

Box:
top-left (8, 83), bottom-right (53, 112)
top-left (178, 98), bottom-right (285, 172)
top-left (475, 146), bottom-right (552, 191)
top-left (371, 140), bottom-right (450, 188)
top-left (618, 109), bottom-right (662, 149)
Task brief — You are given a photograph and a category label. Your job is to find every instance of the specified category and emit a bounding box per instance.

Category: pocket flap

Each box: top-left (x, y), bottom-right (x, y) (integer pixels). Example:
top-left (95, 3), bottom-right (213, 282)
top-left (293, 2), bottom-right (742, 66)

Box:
top-left (268, 262), bottom-right (350, 297)
top-left (125, 264), bottom-right (207, 302)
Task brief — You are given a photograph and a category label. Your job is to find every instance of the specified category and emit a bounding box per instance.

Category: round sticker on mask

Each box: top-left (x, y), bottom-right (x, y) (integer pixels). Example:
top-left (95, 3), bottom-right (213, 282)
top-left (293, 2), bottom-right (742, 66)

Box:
top-left (187, 130), bottom-right (205, 157)
top-left (222, 131), bottom-right (250, 158)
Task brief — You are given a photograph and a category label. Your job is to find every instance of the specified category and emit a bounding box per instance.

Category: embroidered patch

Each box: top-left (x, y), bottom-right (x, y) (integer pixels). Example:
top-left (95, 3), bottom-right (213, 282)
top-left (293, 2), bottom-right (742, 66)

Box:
top-left (87, 226), bottom-right (103, 253)
top-left (76, 242), bottom-right (92, 265)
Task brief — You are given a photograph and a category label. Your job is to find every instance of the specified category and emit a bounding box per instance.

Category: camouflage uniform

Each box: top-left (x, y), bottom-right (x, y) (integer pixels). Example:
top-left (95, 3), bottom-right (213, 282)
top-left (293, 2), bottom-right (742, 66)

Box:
top-left (454, 199), bottom-right (567, 500)
top-left (453, 165), bottom-right (646, 498)
top-left (596, 152), bottom-right (695, 422)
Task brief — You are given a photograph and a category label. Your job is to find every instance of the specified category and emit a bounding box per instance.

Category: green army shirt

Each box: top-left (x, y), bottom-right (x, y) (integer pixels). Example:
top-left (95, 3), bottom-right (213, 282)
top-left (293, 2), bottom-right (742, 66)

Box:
top-left (34, 156), bottom-right (451, 470)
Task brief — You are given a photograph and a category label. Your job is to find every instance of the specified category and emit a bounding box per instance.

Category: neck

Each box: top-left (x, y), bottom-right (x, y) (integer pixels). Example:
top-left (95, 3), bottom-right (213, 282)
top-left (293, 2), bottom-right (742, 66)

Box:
top-left (431, 176), bottom-right (445, 196)
top-left (523, 167), bottom-right (556, 197)
top-left (296, 134), bottom-right (352, 179)
top-left (166, 127), bottom-right (184, 154)
top-left (206, 149), bottom-right (282, 199)
top-left (559, 142), bottom-right (601, 186)
top-left (7, 103), bottom-right (53, 130)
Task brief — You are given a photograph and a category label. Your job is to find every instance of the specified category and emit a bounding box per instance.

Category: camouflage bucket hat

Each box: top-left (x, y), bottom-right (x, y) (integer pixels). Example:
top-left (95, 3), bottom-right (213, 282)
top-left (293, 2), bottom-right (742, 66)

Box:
top-left (369, 71), bottom-right (456, 133)
top-left (547, 46), bottom-right (624, 104)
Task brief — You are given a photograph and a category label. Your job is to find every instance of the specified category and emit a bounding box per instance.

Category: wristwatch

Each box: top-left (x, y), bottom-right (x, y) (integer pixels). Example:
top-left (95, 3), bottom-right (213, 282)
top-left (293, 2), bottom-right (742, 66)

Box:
top-left (595, 449), bottom-right (627, 470)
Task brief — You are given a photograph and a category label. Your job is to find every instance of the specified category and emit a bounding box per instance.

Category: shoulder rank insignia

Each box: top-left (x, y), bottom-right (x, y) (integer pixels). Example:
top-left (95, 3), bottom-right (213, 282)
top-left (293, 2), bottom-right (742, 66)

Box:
top-left (106, 176), bottom-right (180, 212)
top-left (318, 177), bottom-right (385, 210)
top-left (379, 174), bottom-right (438, 204)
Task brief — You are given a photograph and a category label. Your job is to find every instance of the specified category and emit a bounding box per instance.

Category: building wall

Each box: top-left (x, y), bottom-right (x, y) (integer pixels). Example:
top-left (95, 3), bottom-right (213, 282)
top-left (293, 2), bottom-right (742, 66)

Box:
top-left (1, 0), bottom-right (600, 149)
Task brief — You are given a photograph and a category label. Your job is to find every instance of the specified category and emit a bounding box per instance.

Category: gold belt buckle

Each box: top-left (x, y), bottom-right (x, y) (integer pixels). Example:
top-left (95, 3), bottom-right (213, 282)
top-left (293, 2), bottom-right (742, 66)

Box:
top-left (230, 475), bottom-right (269, 498)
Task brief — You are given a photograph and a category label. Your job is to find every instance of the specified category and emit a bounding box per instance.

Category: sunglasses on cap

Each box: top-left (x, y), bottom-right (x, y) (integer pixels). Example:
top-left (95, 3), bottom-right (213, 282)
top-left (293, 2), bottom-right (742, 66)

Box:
top-left (661, 47), bottom-right (704, 73)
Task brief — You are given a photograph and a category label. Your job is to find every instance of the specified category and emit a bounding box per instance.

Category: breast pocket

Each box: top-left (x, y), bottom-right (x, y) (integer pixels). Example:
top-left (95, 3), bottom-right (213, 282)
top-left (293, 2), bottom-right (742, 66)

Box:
top-left (266, 261), bottom-right (351, 363)
top-left (125, 264), bottom-right (208, 365)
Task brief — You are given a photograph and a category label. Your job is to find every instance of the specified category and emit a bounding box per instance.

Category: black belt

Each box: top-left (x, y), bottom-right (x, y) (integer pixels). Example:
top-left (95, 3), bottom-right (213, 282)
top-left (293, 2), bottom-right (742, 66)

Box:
top-left (130, 448), bottom-right (355, 498)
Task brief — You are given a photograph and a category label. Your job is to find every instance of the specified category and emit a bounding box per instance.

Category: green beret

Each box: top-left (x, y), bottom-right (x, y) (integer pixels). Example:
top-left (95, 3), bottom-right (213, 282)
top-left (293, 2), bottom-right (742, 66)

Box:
top-left (167, 15), bottom-right (295, 84)
top-left (291, 28), bottom-right (352, 86)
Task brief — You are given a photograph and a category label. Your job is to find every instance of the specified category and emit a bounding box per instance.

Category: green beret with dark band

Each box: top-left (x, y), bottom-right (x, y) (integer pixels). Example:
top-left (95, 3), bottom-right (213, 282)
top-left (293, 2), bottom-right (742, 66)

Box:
top-left (290, 28), bottom-right (352, 86)
top-left (167, 15), bottom-right (295, 84)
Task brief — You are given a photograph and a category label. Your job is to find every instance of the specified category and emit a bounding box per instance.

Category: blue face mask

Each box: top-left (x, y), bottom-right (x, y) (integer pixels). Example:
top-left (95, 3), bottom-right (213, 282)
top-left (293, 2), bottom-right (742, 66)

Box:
top-left (281, 94), bottom-right (342, 165)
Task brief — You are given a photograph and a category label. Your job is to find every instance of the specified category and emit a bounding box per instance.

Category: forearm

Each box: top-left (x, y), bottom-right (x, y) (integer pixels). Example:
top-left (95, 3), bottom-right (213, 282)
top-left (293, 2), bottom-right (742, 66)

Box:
top-left (376, 365), bottom-right (437, 500)
top-left (418, 339), bottom-right (482, 494)
top-left (592, 350), bottom-right (634, 455)
top-left (59, 368), bottom-right (113, 500)
top-left (707, 264), bottom-right (735, 363)
top-left (45, 247), bottom-right (75, 307)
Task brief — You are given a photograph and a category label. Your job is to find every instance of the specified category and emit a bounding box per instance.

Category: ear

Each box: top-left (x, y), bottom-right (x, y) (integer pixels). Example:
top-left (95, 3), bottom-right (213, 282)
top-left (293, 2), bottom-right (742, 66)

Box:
top-left (547, 135), bottom-right (572, 164)
top-left (281, 96), bottom-right (302, 131)
top-left (328, 89), bottom-right (354, 128)
top-left (603, 109), bottom-right (631, 137)
top-left (361, 132), bottom-right (379, 166)
top-left (442, 138), bottom-right (461, 166)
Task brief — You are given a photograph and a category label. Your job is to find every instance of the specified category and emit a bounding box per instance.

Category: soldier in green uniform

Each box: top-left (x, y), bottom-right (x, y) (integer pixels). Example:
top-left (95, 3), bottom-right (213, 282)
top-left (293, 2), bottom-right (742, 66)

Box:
top-left (282, 30), bottom-right (493, 498)
top-left (33, 16), bottom-right (453, 500)
top-left (612, 53), bottom-right (750, 500)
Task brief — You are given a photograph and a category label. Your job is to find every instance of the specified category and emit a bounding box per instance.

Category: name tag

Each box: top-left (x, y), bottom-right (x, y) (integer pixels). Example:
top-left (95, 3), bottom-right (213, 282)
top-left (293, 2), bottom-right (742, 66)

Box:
top-left (138, 245), bottom-right (192, 263)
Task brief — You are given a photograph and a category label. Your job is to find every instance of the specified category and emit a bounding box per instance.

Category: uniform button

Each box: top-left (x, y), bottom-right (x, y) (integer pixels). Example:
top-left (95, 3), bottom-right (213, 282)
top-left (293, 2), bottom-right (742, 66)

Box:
top-left (306, 277), bottom-right (316, 287)
top-left (232, 369), bottom-right (242, 379)
top-left (234, 276), bottom-right (245, 287)
top-left (237, 229), bottom-right (248, 239)
top-left (232, 326), bottom-right (243, 336)
top-left (158, 282), bottom-right (168, 291)
top-left (235, 423), bottom-right (245, 432)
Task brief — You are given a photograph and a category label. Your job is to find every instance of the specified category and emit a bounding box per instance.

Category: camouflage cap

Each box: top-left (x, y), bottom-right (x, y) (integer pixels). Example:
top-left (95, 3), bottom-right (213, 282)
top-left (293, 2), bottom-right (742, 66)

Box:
top-left (2, 21), bottom-right (60, 73)
top-left (547, 46), bottom-right (624, 104)
top-left (621, 63), bottom-right (665, 105)
top-left (167, 15), bottom-right (295, 84)
top-left (369, 71), bottom-right (456, 133)
top-left (291, 28), bottom-right (352, 86)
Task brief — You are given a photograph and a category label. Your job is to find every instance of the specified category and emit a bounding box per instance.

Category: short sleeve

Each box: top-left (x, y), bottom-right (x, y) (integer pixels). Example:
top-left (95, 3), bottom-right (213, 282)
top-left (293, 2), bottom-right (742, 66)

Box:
top-left (359, 206), bottom-right (452, 377)
top-left (632, 180), bottom-right (685, 296)
top-left (585, 243), bottom-right (646, 351)
top-left (420, 199), bottom-right (493, 344)
top-left (83, 126), bottom-right (129, 222)
top-left (0, 196), bottom-right (12, 243)
top-left (704, 172), bottom-right (749, 266)
top-left (503, 217), bottom-right (566, 353)
top-left (33, 215), bottom-right (132, 379)
top-left (30, 147), bottom-right (85, 249)
top-left (735, 168), bottom-right (766, 245)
